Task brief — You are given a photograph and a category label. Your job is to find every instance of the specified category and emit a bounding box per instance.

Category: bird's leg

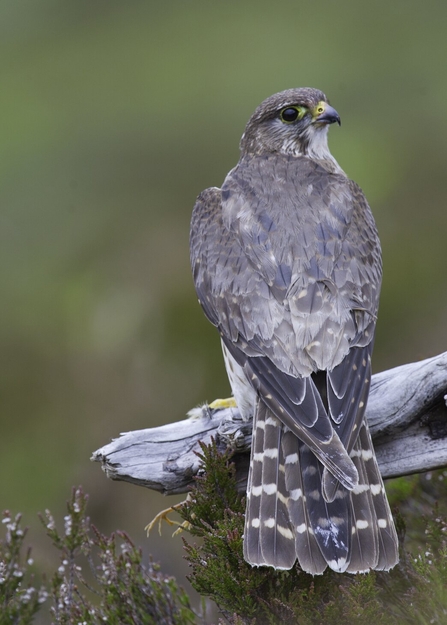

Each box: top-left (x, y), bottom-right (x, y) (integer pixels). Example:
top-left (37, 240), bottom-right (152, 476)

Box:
top-left (147, 398), bottom-right (237, 538)
top-left (145, 495), bottom-right (192, 537)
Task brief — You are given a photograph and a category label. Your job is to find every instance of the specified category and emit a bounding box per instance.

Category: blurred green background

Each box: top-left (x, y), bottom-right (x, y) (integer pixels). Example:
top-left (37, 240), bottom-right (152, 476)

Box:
top-left (1, 0), bottom-right (447, 615)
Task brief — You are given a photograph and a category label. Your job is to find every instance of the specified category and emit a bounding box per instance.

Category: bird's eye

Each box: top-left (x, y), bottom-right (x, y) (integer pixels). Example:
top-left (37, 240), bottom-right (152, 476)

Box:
top-left (279, 106), bottom-right (306, 123)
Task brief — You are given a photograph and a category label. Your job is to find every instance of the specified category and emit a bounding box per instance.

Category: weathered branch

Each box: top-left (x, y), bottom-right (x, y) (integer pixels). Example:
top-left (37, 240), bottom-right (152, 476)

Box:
top-left (92, 351), bottom-right (447, 495)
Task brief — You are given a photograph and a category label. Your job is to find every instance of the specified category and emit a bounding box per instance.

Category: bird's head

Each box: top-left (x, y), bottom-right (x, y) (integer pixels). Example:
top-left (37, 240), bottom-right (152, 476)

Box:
top-left (240, 88), bottom-right (340, 162)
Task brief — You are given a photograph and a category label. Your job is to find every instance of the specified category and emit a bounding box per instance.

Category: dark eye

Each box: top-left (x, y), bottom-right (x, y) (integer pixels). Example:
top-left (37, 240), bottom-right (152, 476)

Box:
top-left (279, 106), bottom-right (307, 124)
top-left (281, 108), bottom-right (299, 122)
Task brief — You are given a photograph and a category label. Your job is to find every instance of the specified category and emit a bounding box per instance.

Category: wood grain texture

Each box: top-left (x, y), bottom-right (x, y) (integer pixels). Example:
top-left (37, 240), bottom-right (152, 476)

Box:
top-left (92, 351), bottom-right (447, 494)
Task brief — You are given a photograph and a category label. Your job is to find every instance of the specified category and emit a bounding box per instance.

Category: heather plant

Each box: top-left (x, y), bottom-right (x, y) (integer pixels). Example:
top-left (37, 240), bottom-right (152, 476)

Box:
top-left (0, 511), bottom-right (48, 625)
top-left (2, 456), bottom-right (447, 624)
top-left (179, 441), bottom-right (447, 625)
top-left (1, 488), bottom-right (197, 625)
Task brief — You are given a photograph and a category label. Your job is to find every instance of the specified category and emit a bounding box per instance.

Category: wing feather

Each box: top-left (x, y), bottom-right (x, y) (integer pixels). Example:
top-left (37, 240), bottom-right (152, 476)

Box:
top-left (190, 148), bottom-right (394, 573)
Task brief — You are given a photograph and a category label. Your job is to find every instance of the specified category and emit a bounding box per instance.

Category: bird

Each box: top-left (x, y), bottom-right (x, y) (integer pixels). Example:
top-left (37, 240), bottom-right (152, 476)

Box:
top-left (190, 88), bottom-right (399, 575)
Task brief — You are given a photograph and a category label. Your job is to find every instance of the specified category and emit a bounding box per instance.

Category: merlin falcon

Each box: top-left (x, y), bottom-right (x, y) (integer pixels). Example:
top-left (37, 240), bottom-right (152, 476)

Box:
top-left (190, 88), bottom-right (399, 574)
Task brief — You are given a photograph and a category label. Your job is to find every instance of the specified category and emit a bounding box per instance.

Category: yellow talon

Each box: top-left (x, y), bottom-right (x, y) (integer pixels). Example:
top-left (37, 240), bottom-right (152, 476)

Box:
top-left (145, 497), bottom-right (193, 537)
top-left (172, 520), bottom-right (192, 537)
top-left (209, 397), bottom-right (237, 409)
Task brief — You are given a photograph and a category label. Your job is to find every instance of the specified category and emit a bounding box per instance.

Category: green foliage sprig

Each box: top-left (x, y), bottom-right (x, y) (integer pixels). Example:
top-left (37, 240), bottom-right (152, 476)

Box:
top-left (1, 488), bottom-right (197, 625)
top-left (179, 441), bottom-right (447, 625)
top-left (0, 511), bottom-right (47, 625)
top-left (2, 453), bottom-right (447, 625)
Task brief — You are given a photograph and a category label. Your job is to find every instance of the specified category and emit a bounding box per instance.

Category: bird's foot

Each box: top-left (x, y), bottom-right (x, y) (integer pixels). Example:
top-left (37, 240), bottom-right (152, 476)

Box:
top-left (145, 501), bottom-right (191, 537)
top-left (209, 397), bottom-right (237, 410)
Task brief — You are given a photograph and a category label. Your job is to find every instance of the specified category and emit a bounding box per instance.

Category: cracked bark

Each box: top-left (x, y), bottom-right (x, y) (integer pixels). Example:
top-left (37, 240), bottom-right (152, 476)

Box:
top-left (92, 351), bottom-right (447, 495)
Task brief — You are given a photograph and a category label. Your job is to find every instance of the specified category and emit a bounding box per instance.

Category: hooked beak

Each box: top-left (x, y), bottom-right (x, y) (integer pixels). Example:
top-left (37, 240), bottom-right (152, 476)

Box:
top-left (313, 102), bottom-right (341, 126)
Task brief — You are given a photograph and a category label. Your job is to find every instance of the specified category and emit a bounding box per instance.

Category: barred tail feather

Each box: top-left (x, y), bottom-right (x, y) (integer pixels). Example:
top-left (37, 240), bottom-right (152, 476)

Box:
top-left (243, 402), bottom-right (265, 566)
top-left (283, 429), bottom-right (327, 574)
top-left (259, 405), bottom-right (295, 569)
top-left (297, 442), bottom-right (351, 573)
top-left (244, 408), bottom-right (398, 574)
top-left (244, 403), bottom-right (295, 569)
top-left (354, 421), bottom-right (399, 571)
top-left (347, 421), bottom-right (380, 572)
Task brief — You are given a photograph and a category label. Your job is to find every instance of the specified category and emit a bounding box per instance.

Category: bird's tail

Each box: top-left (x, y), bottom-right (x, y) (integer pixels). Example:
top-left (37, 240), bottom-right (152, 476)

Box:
top-left (244, 402), bottom-right (297, 570)
top-left (244, 405), bottom-right (399, 574)
top-left (345, 419), bottom-right (399, 573)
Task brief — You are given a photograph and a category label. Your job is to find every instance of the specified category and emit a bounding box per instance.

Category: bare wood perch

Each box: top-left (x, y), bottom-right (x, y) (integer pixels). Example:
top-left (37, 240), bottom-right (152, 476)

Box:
top-left (92, 351), bottom-right (447, 495)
